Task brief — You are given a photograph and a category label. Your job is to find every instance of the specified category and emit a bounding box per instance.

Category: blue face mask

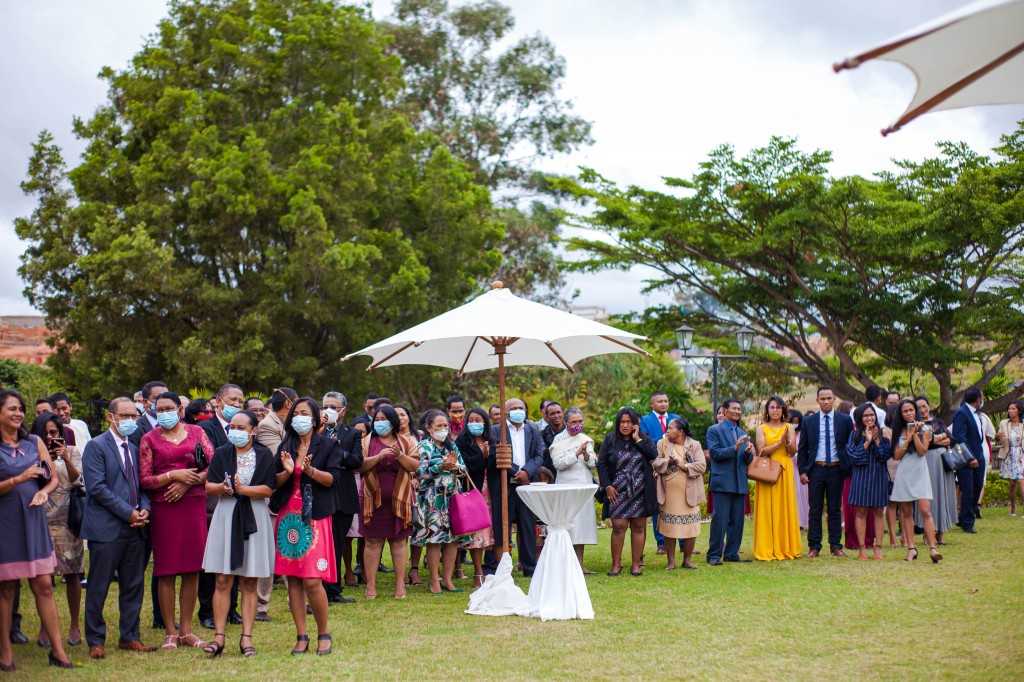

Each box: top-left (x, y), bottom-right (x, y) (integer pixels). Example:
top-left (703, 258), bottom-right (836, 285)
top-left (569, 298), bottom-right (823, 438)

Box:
top-left (292, 415), bottom-right (313, 435)
top-left (508, 409), bottom-right (527, 424)
top-left (156, 412), bottom-right (179, 429)
top-left (117, 418), bottom-right (138, 437)
top-left (221, 404), bottom-right (241, 421)
top-left (373, 420), bottom-right (392, 436)
top-left (467, 423), bottom-right (485, 436)
top-left (228, 429), bottom-right (251, 448)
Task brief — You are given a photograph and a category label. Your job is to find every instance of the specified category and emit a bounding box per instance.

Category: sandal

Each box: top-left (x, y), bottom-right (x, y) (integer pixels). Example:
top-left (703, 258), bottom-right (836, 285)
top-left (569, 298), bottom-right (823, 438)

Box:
top-left (607, 568), bottom-right (622, 577)
top-left (239, 633), bottom-right (256, 658)
top-left (316, 633), bottom-right (332, 656)
top-left (905, 548), bottom-right (918, 562)
top-left (873, 544), bottom-right (883, 561)
top-left (407, 568), bottom-right (422, 586)
top-left (179, 633), bottom-right (205, 649)
top-left (161, 635), bottom-right (179, 651)
top-left (203, 633), bottom-right (225, 657)
top-left (473, 573), bottom-right (486, 588)
top-left (291, 635), bottom-right (309, 656)
top-left (929, 547), bottom-right (943, 563)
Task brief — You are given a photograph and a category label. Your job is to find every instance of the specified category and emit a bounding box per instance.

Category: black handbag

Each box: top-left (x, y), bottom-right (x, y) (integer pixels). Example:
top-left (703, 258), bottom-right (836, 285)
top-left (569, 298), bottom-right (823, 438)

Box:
top-left (941, 442), bottom-right (974, 472)
top-left (67, 486), bottom-right (86, 537)
top-left (193, 442), bottom-right (209, 471)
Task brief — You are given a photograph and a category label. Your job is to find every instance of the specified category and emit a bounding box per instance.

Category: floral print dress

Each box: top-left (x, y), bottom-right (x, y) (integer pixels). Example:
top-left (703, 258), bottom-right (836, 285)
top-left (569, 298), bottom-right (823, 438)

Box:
top-left (411, 439), bottom-right (470, 546)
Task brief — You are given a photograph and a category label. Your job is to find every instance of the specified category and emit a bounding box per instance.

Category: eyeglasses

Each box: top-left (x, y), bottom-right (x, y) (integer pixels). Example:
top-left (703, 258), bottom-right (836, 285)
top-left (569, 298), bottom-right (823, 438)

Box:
top-left (112, 413), bottom-right (138, 420)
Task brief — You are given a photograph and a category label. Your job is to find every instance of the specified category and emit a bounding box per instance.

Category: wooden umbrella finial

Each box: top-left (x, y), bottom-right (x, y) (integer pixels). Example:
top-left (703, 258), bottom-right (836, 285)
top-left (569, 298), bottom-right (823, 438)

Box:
top-left (492, 281), bottom-right (504, 289)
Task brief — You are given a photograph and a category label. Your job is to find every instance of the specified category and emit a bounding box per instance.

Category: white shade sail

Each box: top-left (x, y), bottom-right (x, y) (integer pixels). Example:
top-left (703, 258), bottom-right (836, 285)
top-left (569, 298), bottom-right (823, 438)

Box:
top-left (834, 0), bottom-right (1024, 135)
top-left (343, 285), bottom-right (649, 373)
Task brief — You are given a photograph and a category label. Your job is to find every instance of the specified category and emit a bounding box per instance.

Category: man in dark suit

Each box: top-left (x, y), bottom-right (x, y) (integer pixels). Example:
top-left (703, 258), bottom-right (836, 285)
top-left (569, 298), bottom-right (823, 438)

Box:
top-left (321, 391), bottom-right (363, 604)
top-left (81, 398), bottom-right (158, 660)
top-left (705, 398), bottom-right (754, 564)
top-left (197, 383), bottom-right (244, 629)
top-left (483, 398), bottom-right (545, 577)
top-left (952, 388), bottom-right (986, 533)
top-left (798, 387), bottom-right (854, 557)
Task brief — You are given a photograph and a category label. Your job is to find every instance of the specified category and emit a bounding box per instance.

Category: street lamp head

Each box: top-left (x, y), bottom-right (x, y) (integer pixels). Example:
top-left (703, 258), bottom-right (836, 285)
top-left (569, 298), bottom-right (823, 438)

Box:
top-left (735, 325), bottom-right (755, 353)
top-left (675, 324), bottom-right (694, 352)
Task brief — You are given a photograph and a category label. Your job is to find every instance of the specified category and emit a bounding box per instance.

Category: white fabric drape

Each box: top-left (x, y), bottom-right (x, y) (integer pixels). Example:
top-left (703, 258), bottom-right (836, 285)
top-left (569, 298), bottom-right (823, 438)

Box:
top-left (465, 553), bottom-right (529, 617)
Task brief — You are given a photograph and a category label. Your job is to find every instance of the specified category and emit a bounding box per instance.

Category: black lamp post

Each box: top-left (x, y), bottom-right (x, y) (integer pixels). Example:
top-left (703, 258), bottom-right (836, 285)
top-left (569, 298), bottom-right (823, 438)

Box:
top-left (675, 324), bottom-right (755, 411)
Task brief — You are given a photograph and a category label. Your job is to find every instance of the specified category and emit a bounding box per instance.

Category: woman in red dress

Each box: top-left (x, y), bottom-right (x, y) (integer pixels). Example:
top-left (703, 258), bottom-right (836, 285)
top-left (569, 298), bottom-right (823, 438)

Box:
top-left (269, 398), bottom-right (342, 656)
top-left (139, 391), bottom-right (213, 651)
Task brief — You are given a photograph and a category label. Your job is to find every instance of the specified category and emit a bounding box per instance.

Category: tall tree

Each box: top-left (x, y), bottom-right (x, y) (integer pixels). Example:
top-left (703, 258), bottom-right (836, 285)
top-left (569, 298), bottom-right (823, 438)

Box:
top-left (554, 128), bottom-right (1024, 419)
top-left (16, 0), bottom-right (502, 398)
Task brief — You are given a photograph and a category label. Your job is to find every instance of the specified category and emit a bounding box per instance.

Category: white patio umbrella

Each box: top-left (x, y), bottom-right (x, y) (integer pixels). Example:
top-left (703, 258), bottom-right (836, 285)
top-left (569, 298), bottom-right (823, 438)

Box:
top-left (833, 0), bottom-right (1024, 135)
top-left (343, 281), bottom-right (650, 557)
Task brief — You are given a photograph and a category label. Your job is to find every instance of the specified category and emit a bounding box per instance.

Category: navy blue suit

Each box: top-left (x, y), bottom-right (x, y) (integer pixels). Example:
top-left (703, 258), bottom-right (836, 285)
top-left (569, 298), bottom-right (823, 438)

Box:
top-left (81, 429), bottom-right (150, 647)
top-left (951, 403), bottom-right (986, 531)
top-left (483, 422), bottom-right (545, 576)
top-left (705, 420), bottom-right (753, 562)
top-left (797, 410), bottom-right (854, 552)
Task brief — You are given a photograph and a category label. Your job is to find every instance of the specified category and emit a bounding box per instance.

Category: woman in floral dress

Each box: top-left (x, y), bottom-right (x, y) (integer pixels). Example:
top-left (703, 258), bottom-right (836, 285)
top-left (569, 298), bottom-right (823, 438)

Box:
top-left (998, 400), bottom-right (1024, 515)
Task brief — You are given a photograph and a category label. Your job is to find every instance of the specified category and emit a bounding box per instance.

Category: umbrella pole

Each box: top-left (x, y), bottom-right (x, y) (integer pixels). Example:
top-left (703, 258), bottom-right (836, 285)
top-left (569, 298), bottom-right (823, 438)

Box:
top-left (495, 339), bottom-right (512, 557)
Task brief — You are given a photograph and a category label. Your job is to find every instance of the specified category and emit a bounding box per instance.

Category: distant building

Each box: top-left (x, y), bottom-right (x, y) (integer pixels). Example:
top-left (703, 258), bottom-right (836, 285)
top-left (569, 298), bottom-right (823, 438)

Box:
top-left (571, 305), bottom-right (608, 324)
top-left (0, 316), bottom-right (51, 365)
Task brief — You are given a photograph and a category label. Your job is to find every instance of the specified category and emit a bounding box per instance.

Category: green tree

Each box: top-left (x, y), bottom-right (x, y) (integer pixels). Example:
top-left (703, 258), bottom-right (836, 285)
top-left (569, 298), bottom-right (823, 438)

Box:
top-left (555, 128), bottom-right (1024, 419)
top-left (16, 0), bottom-right (502, 399)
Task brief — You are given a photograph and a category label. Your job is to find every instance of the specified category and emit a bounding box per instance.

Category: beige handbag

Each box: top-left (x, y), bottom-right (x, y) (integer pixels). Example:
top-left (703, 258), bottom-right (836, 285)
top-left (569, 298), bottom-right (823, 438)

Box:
top-left (748, 454), bottom-right (782, 484)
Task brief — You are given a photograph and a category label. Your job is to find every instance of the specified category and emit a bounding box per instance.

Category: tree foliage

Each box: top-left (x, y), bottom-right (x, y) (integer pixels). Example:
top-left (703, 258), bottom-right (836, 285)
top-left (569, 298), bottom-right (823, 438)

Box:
top-left (555, 126), bottom-right (1024, 419)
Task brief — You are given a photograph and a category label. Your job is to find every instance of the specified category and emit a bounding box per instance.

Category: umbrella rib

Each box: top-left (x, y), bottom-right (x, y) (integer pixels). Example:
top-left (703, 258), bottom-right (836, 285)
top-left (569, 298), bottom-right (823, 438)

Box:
top-left (367, 341), bottom-right (417, 371)
top-left (832, 28), bottom-right (947, 72)
top-left (458, 336), bottom-right (481, 376)
top-left (883, 39), bottom-right (1024, 135)
top-left (544, 341), bottom-right (575, 373)
top-left (600, 335), bottom-right (652, 357)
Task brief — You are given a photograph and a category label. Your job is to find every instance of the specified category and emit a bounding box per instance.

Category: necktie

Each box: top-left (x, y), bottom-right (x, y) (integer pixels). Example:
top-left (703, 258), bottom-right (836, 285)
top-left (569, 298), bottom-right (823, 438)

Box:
top-left (824, 414), bottom-right (832, 465)
top-left (225, 423), bottom-right (231, 436)
top-left (122, 442), bottom-right (138, 510)
top-left (659, 414), bottom-right (666, 434)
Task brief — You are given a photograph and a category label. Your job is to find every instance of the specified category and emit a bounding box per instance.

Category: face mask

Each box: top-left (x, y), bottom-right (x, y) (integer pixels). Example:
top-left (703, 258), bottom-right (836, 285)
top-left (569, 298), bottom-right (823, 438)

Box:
top-left (373, 420), bottom-right (392, 436)
top-left (134, 402), bottom-right (145, 413)
top-left (228, 429), bottom-right (251, 448)
top-left (156, 412), bottom-right (179, 429)
top-left (292, 415), bottom-right (313, 435)
top-left (117, 419), bottom-right (138, 437)
top-left (432, 429), bottom-right (449, 442)
top-left (197, 413), bottom-right (213, 422)
top-left (324, 408), bottom-right (339, 425)
top-left (567, 424), bottom-right (584, 437)
top-left (508, 409), bottom-right (526, 424)
top-left (451, 417), bottom-right (464, 431)
top-left (221, 404), bottom-right (241, 421)
top-left (467, 423), bottom-right (485, 436)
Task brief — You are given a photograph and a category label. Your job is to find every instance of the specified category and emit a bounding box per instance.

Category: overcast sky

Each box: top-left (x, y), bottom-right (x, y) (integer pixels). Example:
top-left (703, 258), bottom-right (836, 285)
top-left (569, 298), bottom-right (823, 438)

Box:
top-left (2, 0), bottom-right (1022, 316)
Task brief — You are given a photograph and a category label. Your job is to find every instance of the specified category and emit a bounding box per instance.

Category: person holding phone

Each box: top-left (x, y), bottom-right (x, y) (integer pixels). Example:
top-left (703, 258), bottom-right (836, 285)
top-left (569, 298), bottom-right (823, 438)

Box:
top-left (705, 398), bottom-right (755, 565)
top-left (0, 389), bottom-right (75, 670)
top-left (888, 399), bottom-right (941, 562)
top-left (597, 407), bottom-right (658, 576)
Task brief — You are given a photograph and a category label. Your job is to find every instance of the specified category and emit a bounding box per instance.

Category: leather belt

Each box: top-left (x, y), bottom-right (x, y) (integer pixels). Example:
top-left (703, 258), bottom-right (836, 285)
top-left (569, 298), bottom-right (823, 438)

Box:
top-left (814, 462), bottom-right (840, 467)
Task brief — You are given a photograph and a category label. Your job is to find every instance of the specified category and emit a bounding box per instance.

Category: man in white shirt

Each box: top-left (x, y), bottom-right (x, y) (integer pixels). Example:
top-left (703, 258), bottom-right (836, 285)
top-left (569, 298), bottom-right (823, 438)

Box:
top-left (865, 386), bottom-right (888, 427)
top-left (51, 392), bottom-right (92, 447)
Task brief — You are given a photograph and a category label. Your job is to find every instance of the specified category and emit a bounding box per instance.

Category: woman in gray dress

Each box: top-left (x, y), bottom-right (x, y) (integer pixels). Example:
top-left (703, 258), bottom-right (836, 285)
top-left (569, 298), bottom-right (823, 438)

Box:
top-left (913, 397), bottom-right (957, 545)
top-left (887, 399), bottom-right (941, 563)
top-left (201, 410), bottom-right (277, 657)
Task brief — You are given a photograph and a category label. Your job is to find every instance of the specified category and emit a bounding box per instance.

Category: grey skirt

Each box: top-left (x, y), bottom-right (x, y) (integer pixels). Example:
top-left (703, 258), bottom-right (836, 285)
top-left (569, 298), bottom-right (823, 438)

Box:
top-left (201, 497), bottom-right (276, 578)
top-left (890, 451), bottom-right (932, 502)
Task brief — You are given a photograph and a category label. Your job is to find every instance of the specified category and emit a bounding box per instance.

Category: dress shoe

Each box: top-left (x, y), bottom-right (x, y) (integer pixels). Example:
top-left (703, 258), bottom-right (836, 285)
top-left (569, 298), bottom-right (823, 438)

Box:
top-left (378, 564), bottom-right (394, 574)
top-left (89, 645), bottom-right (105, 660)
top-left (963, 528), bottom-right (978, 534)
top-left (807, 550), bottom-right (820, 558)
top-left (305, 604), bottom-right (313, 615)
top-left (831, 549), bottom-right (848, 558)
top-left (118, 641), bottom-right (157, 653)
top-left (228, 613), bottom-right (243, 625)
top-left (974, 506), bottom-right (982, 519)
top-left (724, 557), bottom-right (751, 563)
top-left (200, 617), bottom-right (216, 630)
top-left (707, 558), bottom-right (722, 566)
top-left (254, 612), bottom-right (271, 623)
top-left (9, 630), bottom-right (27, 645)
top-left (328, 595), bottom-right (355, 605)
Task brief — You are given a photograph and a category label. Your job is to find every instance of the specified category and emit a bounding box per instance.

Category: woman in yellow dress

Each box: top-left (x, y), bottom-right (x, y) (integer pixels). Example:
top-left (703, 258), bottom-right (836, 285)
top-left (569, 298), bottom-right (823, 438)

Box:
top-left (753, 396), bottom-right (802, 561)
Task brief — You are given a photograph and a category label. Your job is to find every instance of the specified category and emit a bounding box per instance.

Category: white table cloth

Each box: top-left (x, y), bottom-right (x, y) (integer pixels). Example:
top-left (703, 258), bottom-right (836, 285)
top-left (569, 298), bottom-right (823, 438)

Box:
top-left (514, 483), bottom-right (598, 621)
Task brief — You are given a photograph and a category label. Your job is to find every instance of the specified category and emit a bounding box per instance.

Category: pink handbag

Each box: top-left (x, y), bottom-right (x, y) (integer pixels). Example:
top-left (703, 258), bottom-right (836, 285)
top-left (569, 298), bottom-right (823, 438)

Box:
top-left (450, 475), bottom-right (492, 536)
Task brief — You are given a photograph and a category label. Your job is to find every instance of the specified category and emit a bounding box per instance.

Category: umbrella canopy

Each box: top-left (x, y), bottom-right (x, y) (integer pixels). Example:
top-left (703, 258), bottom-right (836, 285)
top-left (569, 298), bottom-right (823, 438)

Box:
top-left (833, 0), bottom-right (1024, 135)
top-left (344, 283), bottom-right (650, 372)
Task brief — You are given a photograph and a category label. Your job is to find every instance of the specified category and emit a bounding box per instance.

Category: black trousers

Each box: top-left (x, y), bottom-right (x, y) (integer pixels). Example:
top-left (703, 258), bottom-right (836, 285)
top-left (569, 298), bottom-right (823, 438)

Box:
top-left (324, 511), bottom-right (354, 600)
top-left (956, 459), bottom-right (986, 531)
top-left (85, 526), bottom-right (146, 646)
top-left (483, 484), bottom-right (539, 577)
top-left (807, 464), bottom-right (844, 551)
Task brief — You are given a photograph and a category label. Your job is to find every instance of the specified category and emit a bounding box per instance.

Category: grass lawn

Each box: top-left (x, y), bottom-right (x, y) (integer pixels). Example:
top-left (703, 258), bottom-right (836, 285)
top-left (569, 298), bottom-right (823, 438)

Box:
top-left (9, 508), bottom-right (1024, 681)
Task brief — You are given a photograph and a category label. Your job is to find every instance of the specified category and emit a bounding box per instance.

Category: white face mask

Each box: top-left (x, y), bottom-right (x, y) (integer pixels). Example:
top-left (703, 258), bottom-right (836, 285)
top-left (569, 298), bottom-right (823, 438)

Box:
top-left (432, 429), bottom-right (449, 442)
top-left (324, 408), bottom-right (339, 425)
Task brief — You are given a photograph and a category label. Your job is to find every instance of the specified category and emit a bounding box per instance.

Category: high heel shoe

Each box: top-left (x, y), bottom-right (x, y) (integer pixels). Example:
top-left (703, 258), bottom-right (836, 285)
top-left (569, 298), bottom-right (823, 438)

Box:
top-left (48, 651), bottom-right (75, 669)
top-left (929, 547), bottom-right (943, 563)
top-left (0, 660), bottom-right (15, 673)
top-left (873, 544), bottom-right (883, 561)
top-left (905, 548), bottom-right (918, 561)
top-left (316, 634), bottom-right (332, 656)
top-left (291, 634), bottom-right (309, 655)
top-left (203, 633), bottom-right (225, 657)
top-left (239, 633), bottom-right (256, 658)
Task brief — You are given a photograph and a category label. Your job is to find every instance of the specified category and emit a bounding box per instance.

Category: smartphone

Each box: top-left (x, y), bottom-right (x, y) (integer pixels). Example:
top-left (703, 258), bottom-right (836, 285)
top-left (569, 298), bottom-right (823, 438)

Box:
top-left (51, 438), bottom-right (65, 447)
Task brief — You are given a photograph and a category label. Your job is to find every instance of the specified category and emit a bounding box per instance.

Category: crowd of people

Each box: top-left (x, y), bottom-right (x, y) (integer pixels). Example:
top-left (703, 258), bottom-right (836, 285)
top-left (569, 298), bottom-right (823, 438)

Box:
top-left (0, 379), bottom-right (1019, 672)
